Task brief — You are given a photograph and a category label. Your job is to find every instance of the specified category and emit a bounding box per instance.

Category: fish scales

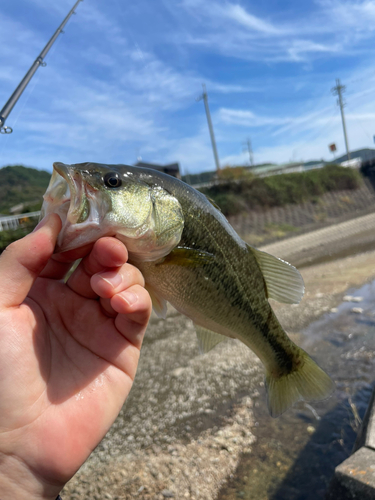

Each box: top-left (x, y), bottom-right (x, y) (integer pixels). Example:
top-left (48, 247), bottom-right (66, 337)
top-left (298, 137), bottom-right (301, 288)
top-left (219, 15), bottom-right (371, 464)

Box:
top-left (137, 175), bottom-right (294, 373)
top-left (41, 162), bottom-right (335, 417)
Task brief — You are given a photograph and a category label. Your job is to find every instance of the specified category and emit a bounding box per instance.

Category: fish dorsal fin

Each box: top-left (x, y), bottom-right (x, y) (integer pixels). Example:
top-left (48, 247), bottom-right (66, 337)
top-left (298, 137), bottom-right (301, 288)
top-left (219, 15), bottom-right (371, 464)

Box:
top-left (145, 283), bottom-right (168, 319)
top-left (195, 325), bottom-right (226, 354)
top-left (250, 246), bottom-right (305, 304)
top-left (205, 196), bottom-right (222, 212)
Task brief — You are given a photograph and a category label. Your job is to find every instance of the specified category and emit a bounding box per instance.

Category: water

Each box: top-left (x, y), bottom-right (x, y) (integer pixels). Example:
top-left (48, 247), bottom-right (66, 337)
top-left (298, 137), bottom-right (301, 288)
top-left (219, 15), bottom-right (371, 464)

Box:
top-left (218, 280), bottom-right (375, 500)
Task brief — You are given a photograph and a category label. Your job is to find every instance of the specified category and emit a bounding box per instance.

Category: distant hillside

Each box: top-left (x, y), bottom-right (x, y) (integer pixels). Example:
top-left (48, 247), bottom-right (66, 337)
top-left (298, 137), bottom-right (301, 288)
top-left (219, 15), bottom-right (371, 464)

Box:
top-left (0, 165), bottom-right (51, 214)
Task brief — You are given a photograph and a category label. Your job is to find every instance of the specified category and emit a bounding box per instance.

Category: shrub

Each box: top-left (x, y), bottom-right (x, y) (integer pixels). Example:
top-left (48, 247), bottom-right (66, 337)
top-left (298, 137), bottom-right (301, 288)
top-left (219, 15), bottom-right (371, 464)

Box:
top-left (211, 193), bottom-right (247, 216)
top-left (0, 221), bottom-right (37, 253)
top-left (200, 165), bottom-right (362, 216)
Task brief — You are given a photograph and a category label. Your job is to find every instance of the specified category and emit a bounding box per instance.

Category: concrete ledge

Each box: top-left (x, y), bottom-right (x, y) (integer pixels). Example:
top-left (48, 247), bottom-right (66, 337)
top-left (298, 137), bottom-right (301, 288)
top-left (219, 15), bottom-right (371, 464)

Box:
top-left (353, 386), bottom-right (375, 453)
top-left (326, 386), bottom-right (375, 499)
top-left (326, 447), bottom-right (375, 499)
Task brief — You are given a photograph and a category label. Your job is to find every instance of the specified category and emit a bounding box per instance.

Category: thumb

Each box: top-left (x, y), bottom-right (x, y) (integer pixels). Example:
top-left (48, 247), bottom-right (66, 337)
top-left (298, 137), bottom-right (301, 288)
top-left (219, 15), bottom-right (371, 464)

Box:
top-left (0, 214), bottom-right (62, 308)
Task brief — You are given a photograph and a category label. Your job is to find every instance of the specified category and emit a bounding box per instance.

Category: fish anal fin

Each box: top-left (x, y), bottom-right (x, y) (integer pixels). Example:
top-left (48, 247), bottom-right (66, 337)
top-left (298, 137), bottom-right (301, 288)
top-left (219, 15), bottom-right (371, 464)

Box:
top-left (195, 325), bottom-right (226, 354)
top-left (250, 245), bottom-right (305, 304)
top-left (265, 349), bottom-right (335, 418)
top-left (145, 283), bottom-right (168, 319)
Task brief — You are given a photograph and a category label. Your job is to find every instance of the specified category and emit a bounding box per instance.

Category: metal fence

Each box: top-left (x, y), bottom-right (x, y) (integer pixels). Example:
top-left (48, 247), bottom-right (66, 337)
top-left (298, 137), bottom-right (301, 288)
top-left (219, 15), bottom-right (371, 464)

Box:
top-left (0, 211), bottom-right (41, 232)
top-left (227, 179), bottom-right (375, 246)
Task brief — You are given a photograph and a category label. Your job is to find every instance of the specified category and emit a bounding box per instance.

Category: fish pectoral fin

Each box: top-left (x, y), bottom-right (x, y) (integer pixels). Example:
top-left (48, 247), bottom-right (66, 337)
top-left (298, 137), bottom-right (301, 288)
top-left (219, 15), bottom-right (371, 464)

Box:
top-left (158, 246), bottom-right (215, 268)
top-left (145, 283), bottom-right (168, 319)
top-left (249, 245), bottom-right (305, 304)
top-left (195, 325), bottom-right (226, 354)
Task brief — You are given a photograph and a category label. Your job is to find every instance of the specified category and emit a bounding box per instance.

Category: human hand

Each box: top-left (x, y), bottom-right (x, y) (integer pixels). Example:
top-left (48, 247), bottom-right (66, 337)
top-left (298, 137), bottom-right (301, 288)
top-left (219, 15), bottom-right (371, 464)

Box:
top-left (0, 214), bottom-right (152, 499)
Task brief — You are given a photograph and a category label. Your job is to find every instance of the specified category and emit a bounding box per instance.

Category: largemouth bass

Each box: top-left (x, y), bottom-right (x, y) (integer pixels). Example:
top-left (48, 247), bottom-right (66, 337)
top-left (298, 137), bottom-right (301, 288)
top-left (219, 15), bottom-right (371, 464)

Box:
top-left (41, 162), bottom-right (334, 417)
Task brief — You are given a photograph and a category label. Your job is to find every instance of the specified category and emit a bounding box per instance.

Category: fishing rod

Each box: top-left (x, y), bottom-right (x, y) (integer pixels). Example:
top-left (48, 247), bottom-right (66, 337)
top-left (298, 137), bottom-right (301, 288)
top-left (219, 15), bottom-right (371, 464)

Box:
top-left (0, 0), bottom-right (83, 134)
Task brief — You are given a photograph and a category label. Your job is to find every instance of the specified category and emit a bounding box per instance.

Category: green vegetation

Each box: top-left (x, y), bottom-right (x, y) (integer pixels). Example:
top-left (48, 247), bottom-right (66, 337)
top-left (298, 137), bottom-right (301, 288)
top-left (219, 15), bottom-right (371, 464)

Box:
top-left (0, 164), bottom-right (51, 252)
top-left (200, 165), bottom-right (362, 216)
top-left (264, 222), bottom-right (298, 235)
top-left (0, 165), bottom-right (51, 214)
top-left (0, 220), bottom-right (38, 253)
top-left (182, 170), bottom-right (216, 185)
top-left (244, 223), bottom-right (299, 247)
top-left (217, 165), bottom-right (254, 181)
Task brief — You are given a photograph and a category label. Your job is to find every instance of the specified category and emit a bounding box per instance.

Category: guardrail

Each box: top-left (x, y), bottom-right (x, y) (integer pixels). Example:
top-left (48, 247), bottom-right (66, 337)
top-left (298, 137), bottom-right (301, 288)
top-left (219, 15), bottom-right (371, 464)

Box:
top-left (0, 211), bottom-right (41, 232)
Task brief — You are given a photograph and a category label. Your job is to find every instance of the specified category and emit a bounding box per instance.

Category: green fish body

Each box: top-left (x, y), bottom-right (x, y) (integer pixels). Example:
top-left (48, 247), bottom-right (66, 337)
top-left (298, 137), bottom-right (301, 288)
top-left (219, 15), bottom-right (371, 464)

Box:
top-left (42, 162), bottom-right (334, 417)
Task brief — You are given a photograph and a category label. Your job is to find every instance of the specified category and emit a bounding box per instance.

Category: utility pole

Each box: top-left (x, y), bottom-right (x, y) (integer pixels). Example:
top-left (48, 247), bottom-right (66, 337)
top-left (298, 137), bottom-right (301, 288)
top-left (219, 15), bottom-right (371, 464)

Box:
top-left (243, 137), bottom-right (254, 166)
top-left (197, 84), bottom-right (220, 171)
top-left (331, 78), bottom-right (351, 161)
top-left (0, 0), bottom-right (83, 134)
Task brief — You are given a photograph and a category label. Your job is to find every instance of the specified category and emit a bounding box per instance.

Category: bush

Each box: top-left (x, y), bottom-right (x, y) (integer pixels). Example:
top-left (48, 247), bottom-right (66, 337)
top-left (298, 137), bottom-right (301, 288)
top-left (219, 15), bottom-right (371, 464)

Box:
top-left (217, 166), bottom-right (254, 181)
top-left (200, 165), bottom-right (362, 216)
top-left (0, 221), bottom-right (37, 253)
top-left (211, 193), bottom-right (247, 216)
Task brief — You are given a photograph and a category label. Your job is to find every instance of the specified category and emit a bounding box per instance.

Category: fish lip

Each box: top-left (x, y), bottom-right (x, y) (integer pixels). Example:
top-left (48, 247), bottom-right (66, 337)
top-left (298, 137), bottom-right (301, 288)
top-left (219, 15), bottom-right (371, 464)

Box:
top-left (52, 162), bottom-right (75, 209)
top-left (53, 162), bottom-right (87, 225)
top-left (51, 163), bottom-right (108, 253)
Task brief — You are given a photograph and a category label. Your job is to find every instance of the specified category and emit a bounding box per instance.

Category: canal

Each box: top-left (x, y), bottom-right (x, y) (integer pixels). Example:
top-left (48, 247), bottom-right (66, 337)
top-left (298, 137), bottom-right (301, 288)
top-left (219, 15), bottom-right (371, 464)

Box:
top-left (219, 280), bottom-right (375, 499)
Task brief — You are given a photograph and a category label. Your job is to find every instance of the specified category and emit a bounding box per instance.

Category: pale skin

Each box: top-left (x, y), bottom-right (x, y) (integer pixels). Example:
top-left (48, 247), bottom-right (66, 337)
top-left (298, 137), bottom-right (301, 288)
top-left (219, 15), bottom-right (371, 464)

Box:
top-left (0, 214), bottom-right (152, 499)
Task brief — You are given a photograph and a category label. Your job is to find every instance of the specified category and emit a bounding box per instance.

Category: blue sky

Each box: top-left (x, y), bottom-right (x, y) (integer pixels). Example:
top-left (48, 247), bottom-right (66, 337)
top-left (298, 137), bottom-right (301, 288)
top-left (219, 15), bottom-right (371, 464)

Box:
top-left (1, 0), bottom-right (375, 174)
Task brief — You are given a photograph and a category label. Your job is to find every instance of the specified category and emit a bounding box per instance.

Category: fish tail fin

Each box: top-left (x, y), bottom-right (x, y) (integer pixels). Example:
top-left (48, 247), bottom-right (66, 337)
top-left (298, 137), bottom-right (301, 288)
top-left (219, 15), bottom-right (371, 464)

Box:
top-left (265, 348), bottom-right (334, 418)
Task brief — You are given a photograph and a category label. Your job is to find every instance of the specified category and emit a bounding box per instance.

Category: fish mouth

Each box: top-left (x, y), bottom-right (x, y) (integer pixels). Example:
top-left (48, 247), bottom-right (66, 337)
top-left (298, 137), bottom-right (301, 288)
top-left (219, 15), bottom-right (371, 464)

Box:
top-left (41, 162), bottom-right (108, 253)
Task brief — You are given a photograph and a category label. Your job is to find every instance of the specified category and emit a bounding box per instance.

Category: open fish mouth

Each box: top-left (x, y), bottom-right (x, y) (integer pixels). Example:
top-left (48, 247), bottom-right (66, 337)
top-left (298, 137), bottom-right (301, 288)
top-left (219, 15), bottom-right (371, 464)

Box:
top-left (40, 166), bottom-right (71, 222)
top-left (41, 162), bottom-right (108, 252)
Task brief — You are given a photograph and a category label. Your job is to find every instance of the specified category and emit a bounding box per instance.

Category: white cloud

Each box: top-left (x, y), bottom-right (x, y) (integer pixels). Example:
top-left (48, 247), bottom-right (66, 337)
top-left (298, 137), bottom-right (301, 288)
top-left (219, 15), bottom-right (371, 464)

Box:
top-left (219, 108), bottom-right (289, 127)
top-left (318, 0), bottom-right (375, 28)
top-left (176, 0), bottom-right (375, 62)
top-left (287, 40), bottom-right (340, 61)
top-left (221, 4), bottom-right (283, 35)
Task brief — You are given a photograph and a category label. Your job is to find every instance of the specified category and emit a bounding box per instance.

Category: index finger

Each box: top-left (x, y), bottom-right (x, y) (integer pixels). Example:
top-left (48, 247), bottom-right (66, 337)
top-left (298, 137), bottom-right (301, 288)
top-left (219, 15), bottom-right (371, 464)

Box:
top-left (66, 237), bottom-right (128, 298)
top-left (0, 214), bottom-right (61, 308)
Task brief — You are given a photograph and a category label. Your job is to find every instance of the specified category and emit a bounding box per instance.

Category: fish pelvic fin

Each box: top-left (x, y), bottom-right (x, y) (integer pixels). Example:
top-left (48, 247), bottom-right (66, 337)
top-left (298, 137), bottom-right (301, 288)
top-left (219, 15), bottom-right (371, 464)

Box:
top-left (265, 349), bottom-right (335, 418)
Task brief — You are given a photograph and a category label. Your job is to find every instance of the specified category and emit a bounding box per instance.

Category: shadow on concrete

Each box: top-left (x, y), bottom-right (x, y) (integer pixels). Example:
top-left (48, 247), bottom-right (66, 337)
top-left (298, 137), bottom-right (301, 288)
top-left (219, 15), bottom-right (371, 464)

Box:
top-left (268, 384), bottom-right (374, 500)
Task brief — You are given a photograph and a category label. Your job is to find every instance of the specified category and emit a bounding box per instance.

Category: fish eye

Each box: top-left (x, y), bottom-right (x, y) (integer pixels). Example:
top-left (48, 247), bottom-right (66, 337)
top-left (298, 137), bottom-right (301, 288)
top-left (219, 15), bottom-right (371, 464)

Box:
top-left (104, 172), bottom-right (122, 188)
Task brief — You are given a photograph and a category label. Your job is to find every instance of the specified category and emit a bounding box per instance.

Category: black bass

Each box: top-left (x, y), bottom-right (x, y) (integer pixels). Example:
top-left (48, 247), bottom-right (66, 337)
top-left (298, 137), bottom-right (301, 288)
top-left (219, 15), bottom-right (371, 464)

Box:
top-left (41, 162), bottom-right (334, 417)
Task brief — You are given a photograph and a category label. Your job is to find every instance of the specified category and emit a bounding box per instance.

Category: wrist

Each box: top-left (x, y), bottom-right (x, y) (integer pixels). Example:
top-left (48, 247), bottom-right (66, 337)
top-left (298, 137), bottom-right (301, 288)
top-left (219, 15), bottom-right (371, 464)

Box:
top-left (0, 453), bottom-right (61, 500)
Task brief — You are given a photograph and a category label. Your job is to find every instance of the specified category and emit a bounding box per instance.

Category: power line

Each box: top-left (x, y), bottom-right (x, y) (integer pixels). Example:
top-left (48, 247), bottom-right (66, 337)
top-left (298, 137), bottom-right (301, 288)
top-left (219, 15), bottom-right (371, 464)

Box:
top-left (331, 78), bottom-right (351, 161)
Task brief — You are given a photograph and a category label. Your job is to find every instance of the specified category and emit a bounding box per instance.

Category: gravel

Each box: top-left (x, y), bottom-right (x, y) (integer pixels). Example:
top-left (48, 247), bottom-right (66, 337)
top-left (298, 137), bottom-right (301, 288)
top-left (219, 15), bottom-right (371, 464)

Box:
top-left (61, 223), bottom-right (375, 500)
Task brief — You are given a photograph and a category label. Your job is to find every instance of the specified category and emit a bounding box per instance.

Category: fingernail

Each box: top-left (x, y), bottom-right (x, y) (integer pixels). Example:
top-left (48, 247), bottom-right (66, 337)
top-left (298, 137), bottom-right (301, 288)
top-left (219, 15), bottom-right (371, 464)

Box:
top-left (33, 216), bottom-right (49, 232)
top-left (98, 271), bottom-right (122, 288)
top-left (122, 291), bottom-right (137, 305)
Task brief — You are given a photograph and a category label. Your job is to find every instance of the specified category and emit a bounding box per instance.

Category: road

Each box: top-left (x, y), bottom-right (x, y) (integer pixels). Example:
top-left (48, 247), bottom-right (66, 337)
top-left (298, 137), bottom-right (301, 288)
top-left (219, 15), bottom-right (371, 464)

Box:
top-left (262, 211), bottom-right (375, 268)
